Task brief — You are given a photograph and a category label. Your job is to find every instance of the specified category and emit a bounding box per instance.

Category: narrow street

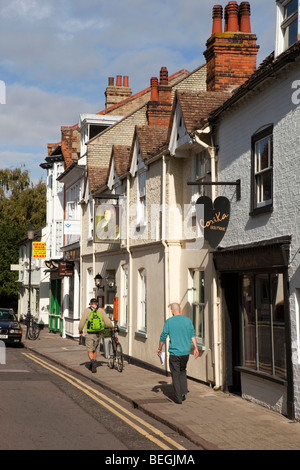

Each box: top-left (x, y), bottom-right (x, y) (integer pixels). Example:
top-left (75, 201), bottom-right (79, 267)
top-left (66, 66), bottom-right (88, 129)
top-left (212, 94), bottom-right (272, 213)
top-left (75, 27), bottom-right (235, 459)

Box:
top-left (0, 346), bottom-right (202, 452)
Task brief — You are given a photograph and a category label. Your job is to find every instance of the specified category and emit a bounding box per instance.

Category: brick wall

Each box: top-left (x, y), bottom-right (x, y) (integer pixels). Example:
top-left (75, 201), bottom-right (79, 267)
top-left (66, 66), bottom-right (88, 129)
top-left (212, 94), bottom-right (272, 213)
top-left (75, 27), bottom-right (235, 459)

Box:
top-left (204, 2), bottom-right (259, 92)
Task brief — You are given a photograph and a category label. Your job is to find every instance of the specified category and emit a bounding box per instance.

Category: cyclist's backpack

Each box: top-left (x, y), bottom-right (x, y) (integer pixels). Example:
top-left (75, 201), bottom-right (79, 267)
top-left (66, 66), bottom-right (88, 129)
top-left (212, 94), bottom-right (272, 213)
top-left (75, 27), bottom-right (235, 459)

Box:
top-left (86, 309), bottom-right (104, 333)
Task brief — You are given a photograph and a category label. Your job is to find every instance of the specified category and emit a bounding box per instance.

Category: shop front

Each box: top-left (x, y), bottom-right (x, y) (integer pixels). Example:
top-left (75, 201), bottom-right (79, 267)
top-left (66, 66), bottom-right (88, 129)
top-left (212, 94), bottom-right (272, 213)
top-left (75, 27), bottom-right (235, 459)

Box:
top-left (46, 259), bottom-right (75, 336)
top-left (214, 236), bottom-right (294, 418)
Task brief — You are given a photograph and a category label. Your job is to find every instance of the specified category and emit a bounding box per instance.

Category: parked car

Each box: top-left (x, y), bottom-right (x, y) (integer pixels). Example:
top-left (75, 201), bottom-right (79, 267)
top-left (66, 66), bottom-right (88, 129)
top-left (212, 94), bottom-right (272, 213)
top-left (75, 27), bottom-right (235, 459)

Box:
top-left (0, 308), bottom-right (22, 345)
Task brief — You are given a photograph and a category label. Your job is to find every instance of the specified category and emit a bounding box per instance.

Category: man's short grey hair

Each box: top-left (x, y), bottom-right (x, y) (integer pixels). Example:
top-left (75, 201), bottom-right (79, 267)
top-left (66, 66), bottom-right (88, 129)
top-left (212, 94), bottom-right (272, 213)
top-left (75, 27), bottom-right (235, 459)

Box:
top-left (169, 302), bottom-right (180, 311)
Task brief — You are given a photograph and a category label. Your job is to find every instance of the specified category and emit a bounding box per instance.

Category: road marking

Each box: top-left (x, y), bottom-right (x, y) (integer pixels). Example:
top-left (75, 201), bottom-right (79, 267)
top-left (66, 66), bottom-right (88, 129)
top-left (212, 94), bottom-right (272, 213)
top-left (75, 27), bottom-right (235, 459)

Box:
top-left (0, 369), bottom-right (30, 373)
top-left (23, 352), bottom-right (186, 451)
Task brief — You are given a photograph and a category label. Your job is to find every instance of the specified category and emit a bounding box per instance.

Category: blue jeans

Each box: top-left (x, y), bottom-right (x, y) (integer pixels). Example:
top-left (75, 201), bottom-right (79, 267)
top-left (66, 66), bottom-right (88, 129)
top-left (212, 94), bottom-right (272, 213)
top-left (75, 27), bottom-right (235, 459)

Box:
top-left (169, 354), bottom-right (189, 403)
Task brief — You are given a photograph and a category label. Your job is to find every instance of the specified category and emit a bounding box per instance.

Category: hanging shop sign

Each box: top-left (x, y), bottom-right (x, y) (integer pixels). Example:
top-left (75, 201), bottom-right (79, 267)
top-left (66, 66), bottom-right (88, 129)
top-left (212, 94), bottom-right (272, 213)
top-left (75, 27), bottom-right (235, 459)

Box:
top-left (59, 261), bottom-right (74, 277)
top-left (94, 203), bottom-right (120, 243)
top-left (196, 196), bottom-right (230, 248)
top-left (32, 242), bottom-right (46, 259)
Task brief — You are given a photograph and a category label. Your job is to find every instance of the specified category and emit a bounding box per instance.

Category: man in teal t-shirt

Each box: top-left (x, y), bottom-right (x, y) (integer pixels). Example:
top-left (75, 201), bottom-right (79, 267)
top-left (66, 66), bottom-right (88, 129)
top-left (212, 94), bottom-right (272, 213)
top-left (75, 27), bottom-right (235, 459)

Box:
top-left (157, 303), bottom-right (199, 404)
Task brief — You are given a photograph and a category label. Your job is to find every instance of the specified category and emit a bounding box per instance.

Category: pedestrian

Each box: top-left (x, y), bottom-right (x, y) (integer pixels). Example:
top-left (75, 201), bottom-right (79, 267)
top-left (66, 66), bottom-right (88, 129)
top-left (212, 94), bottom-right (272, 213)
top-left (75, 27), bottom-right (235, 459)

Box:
top-left (79, 298), bottom-right (114, 373)
top-left (157, 302), bottom-right (199, 404)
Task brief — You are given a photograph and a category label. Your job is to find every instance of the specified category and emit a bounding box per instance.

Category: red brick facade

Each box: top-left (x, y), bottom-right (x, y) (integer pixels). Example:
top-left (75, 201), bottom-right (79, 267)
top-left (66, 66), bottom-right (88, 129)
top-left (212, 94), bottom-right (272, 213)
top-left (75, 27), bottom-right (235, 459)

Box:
top-left (204, 2), bottom-right (259, 92)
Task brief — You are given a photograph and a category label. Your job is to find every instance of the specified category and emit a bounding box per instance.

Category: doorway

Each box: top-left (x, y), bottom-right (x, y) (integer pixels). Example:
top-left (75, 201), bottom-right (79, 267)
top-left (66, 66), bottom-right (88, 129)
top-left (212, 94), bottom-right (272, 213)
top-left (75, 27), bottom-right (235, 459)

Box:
top-left (221, 273), bottom-right (241, 393)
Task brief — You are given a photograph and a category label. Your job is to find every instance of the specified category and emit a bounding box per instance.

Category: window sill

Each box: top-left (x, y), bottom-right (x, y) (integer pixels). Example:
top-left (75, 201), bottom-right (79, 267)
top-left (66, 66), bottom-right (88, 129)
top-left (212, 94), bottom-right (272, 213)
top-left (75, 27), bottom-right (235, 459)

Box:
top-left (235, 366), bottom-right (287, 386)
top-left (135, 330), bottom-right (147, 339)
top-left (119, 326), bottom-right (128, 334)
top-left (249, 204), bottom-right (273, 217)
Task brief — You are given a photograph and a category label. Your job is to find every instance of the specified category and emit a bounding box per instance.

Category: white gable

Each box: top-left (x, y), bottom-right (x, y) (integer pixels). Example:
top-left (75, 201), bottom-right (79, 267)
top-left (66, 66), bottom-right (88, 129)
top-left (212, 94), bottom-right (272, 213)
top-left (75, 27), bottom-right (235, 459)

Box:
top-left (168, 100), bottom-right (193, 157)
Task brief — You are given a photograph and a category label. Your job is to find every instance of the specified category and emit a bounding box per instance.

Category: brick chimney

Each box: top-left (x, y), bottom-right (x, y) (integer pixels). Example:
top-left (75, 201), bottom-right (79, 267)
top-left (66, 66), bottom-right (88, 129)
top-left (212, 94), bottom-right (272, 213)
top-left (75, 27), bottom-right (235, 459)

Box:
top-left (147, 67), bottom-right (172, 126)
top-left (105, 75), bottom-right (132, 108)
top-left (204, 2), bottom-right (259, 92)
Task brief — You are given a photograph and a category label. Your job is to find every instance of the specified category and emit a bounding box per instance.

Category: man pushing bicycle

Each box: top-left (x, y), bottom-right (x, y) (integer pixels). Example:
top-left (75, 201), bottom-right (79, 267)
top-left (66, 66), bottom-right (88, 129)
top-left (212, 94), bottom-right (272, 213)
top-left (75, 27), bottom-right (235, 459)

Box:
top-left (79, 298), bottom-right (113, 373)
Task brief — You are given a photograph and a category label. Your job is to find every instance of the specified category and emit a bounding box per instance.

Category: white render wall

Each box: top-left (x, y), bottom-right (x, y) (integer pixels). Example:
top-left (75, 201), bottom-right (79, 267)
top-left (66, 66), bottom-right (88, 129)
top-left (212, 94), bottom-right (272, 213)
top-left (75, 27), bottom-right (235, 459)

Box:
top-left (216, 63), bottom-right (300, 417)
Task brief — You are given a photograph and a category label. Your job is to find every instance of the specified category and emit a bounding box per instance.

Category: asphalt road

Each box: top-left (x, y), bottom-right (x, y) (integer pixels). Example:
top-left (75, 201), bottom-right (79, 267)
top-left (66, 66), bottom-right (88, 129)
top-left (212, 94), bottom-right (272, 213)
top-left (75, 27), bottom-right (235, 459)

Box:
top-left (0, 345), bottom-right (202, 452)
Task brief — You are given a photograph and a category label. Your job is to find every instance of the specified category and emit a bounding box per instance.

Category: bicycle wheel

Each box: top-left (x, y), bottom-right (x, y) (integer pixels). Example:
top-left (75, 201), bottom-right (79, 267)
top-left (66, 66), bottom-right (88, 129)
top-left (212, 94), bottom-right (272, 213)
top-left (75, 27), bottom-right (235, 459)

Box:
top-left (27, 322), bottom-right (40, 340)
top-left (115, 342), bottom-right (124, 372)
top-left (107, 340), bottom-right (115, 369)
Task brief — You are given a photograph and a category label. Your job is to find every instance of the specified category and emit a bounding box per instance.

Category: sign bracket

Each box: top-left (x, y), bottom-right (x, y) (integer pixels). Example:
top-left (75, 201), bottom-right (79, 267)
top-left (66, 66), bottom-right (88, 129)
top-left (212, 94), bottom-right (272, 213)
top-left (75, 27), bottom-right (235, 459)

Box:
top-left (187, 179), bottom-right (241, 201)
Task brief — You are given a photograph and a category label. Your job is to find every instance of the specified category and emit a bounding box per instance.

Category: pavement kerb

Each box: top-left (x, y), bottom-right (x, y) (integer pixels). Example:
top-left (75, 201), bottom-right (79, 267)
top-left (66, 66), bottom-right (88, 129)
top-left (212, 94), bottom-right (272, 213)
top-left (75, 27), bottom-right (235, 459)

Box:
top-left (23, 341), bottom-right (218, 451)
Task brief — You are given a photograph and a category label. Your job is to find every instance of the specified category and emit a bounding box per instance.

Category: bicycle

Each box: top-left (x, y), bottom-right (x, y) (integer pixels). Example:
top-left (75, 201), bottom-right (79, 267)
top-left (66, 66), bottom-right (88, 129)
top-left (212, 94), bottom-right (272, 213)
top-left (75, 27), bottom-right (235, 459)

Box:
top-left (108, 325), bottom-right (124, 372)
top-left (25, 315), bottom-right (40, 340)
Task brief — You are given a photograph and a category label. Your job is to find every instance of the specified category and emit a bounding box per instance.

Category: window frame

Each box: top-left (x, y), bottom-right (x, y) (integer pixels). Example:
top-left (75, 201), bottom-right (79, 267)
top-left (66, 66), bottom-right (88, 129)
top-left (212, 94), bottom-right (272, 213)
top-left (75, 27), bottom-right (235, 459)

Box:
top-left (190, 269), bottom-right (205, 348)
top-left (137, 169), bottom-right (147, 228)
top-left (276, 0), bottom-right (299, 56)
top-left (282, 0), bottom-right (298, 49)
top-left (137, 268), bottom-right (147, 335)
top-left (241, 272), bottom-right (287, 381)
top-left (250, 125), bottom-right (273, 216)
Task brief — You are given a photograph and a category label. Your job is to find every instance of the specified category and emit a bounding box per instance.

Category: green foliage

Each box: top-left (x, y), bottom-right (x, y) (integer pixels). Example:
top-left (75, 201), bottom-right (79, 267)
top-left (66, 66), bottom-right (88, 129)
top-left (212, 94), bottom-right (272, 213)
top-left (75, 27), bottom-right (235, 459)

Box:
top-left (0, 166), bottom-right (46, 308)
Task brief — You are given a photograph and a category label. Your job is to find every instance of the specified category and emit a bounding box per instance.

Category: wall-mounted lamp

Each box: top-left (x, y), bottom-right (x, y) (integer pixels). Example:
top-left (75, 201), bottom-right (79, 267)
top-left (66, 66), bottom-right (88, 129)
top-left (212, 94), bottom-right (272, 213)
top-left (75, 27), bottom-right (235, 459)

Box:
top-left (45, 260), bottom-right (59, 270)
top-left (105, 272), bottom-right (116, 289)
top-left (94, 273), bottom-right (104, 289)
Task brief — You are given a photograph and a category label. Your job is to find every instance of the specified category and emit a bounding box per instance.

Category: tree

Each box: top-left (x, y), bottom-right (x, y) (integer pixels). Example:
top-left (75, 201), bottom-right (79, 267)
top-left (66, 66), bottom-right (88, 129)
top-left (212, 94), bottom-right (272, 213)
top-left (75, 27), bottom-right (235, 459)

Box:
top-left (0, 167), bottom-right (46, 309)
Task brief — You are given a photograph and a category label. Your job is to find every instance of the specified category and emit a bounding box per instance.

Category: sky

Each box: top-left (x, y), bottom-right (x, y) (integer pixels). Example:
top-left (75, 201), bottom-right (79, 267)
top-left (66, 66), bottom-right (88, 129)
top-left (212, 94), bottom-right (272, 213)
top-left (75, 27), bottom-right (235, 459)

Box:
top-left (0, 0), bottom-right (276, 184)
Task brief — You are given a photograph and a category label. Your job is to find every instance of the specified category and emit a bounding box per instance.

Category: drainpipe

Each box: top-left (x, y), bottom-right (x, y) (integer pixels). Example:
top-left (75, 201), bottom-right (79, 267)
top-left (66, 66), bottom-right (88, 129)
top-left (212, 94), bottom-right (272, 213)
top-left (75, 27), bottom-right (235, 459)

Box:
top-left (194, 127), bottom-right (222, 389)
top-left (161, 152), bottom-right (170, 374)
top-left (126, 175), bottom-right (133, 358)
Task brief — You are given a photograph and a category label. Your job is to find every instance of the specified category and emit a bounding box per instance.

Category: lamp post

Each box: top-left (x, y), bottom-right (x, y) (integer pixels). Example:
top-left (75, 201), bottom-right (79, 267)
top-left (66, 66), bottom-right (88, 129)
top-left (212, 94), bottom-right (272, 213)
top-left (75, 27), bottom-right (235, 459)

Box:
top-left (26, 222), bottom-right (34, 339)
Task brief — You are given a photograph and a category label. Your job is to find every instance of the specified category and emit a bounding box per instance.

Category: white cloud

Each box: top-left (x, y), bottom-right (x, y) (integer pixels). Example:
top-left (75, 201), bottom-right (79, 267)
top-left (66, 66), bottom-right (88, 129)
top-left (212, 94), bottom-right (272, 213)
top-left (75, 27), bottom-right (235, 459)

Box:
top-left (0, 0), bottom-right (52, 21)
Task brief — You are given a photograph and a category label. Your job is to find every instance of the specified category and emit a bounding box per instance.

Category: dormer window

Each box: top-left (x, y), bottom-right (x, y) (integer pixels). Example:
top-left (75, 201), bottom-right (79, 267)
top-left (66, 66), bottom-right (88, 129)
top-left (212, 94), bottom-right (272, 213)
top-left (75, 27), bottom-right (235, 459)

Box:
top-left (276, 0), bottom-right (299, 56)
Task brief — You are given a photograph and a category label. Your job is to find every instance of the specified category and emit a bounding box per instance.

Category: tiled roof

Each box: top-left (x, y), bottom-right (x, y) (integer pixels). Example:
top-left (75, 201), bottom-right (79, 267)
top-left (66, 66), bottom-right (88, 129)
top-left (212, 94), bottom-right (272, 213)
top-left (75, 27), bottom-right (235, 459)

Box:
top-left (112, 145), bottom-right (131, 178)
top-left (88, 166), bottom-right (109, 193)
top-left (175, 90), bottom-right (231, 134)
top-left (135, 125), bottom-right (169, 162)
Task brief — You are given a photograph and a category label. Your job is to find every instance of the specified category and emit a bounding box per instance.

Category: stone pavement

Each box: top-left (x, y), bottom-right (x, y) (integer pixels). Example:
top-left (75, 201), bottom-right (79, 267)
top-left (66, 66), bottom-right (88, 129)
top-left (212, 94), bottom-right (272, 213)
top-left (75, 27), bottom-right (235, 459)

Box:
top-left (21, 328), bottom-right (300, 451)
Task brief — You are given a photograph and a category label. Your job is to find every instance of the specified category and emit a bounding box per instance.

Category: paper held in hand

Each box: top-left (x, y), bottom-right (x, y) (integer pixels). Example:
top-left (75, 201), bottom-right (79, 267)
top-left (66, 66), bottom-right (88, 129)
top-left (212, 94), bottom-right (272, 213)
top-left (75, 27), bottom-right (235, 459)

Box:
top-left (158, 351), bottom-right (165, 365)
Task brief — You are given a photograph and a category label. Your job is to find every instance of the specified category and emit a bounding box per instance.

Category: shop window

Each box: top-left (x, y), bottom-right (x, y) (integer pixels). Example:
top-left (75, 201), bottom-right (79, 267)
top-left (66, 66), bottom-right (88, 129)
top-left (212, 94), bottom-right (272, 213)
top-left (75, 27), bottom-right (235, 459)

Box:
top-left (250, 126), bottom-right (273, 215)
top-left (242, 273), bottom-right (286, 380)
top-left (191, 270), bottom-right (205, 346)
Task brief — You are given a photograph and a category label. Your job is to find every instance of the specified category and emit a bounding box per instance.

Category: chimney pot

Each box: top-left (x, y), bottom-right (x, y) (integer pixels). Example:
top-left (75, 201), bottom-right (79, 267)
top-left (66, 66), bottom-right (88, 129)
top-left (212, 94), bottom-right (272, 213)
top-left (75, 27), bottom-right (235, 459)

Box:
top-left (108, 77), bottom-right (114, 86)
top-left (116, 75), bottom-right (122, 86)
top-left (224, 5), bottom-right (229, 31)
top-left (123, 76), bottom-right (129, 87)
top-left (150, 77), bottom-right (159, 101)
top-left (239, 2), bottom-right (251, 33)
top-left (159, 67), bottom-right (168, 85)
top-left (212, 5), bottom-right (223, 34)
top-left (227, 1), bottom-right (239, 32)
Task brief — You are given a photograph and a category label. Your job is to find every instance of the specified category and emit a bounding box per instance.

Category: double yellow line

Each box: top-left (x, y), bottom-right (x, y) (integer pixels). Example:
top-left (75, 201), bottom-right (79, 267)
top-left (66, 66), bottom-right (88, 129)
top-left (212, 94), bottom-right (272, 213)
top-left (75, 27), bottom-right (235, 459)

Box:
top-left (22, 352), bottom-right (186, 451)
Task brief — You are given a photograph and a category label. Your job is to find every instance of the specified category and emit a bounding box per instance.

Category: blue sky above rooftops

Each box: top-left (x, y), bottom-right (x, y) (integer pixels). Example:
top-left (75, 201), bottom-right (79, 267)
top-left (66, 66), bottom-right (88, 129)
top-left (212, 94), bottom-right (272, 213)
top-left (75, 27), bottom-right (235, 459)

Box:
top-left (0, 0), bottom-right (275, 183)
